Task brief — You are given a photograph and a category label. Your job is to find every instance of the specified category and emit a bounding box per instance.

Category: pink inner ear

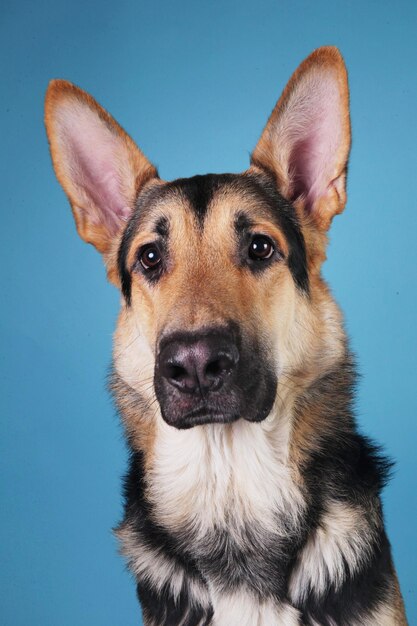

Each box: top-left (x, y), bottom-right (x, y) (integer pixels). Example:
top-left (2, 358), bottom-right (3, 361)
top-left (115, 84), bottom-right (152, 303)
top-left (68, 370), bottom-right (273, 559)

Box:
top-left (284, 72), bottom-right (342, 211)
top-left (56, 101), bottom-right (132, 235)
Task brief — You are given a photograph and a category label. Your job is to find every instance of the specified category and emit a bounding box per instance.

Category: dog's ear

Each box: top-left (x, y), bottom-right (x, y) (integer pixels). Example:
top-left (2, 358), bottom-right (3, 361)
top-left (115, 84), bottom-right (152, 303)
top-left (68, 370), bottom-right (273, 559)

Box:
top-left (45, 80), bottom-right (158, 256)
top-left (251, 46), bottom-right (351, 231)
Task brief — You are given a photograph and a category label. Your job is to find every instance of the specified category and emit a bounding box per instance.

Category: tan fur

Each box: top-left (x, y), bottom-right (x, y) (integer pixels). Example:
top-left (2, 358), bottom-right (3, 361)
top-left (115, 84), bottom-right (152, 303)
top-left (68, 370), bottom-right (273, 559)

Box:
top-left (392, 574), bottom-right (408, 626)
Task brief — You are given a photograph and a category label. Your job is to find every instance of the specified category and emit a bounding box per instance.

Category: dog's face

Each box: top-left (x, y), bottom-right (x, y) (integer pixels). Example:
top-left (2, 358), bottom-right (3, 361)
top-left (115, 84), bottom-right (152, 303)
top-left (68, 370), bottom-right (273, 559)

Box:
top-left (45, 47), bottom-right (350, 433)
top-left (116, 172), bottom-right (308, 428)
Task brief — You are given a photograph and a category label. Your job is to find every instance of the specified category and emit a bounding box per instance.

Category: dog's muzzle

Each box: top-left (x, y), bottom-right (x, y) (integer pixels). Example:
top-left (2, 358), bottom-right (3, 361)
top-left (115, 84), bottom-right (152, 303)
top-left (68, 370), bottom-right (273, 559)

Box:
top-left (154, 325), bottom-right (277, 429)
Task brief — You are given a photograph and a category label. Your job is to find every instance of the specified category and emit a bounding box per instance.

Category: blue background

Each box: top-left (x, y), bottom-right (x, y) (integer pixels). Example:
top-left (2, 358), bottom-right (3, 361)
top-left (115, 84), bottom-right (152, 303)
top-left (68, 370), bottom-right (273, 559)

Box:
top-left (1, 1), bottom-right (416, 623)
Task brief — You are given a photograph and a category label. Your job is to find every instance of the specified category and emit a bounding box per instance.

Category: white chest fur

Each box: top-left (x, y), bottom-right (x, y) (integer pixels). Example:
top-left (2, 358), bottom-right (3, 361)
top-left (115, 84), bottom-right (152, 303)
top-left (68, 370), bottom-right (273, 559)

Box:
top-left (147, 414), bottom-right (304, 539)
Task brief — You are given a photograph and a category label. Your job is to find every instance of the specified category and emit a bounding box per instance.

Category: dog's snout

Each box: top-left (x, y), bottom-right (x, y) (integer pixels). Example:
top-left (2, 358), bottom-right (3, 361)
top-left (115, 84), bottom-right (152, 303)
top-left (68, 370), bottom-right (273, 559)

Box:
top-left (154, 324), bottom-right (276, 428)
top-left (158, 332), bottom-right (239, 395)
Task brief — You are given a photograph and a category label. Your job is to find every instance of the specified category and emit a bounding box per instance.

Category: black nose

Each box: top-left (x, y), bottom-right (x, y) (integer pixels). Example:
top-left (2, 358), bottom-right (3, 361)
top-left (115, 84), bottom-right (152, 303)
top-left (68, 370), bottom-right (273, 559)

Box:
top-left (158, 331), bottom-right (239, 395)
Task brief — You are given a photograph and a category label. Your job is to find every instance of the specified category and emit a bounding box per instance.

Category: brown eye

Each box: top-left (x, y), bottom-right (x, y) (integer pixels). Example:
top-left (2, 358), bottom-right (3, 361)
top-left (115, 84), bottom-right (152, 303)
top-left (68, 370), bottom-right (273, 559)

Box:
top-left (140, 245), bottom-right (162, 270)
top-left (248, 235), bottom-right (275, 260)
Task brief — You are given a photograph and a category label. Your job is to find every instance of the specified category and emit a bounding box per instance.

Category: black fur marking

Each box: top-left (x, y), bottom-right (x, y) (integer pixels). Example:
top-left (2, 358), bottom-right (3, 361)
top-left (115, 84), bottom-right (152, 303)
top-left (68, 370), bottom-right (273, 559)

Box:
top-left (155, 215), bottom-right (169, 238)
top-left (165, 174), bottom-right (221, 225)
top-left (188, 523), bottom-right (302, 599)
top-left (234, 212), bottom-right (254, 234)
top-left (137, 580), bottom-right (214, 626)
top-left (118, 233), bottom-right (134, 305)
top-left (304, 432), bottom-right (393, 504)
top-left (298, 351), bottom-right (393, 505)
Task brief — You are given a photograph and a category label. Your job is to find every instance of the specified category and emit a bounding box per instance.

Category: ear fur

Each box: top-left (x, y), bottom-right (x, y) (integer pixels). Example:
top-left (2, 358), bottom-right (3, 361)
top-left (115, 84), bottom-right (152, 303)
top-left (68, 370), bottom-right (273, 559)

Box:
top-left (251, 46), bottom-right (351, 231)
top-left (44, 80), bottom-right (158, 257)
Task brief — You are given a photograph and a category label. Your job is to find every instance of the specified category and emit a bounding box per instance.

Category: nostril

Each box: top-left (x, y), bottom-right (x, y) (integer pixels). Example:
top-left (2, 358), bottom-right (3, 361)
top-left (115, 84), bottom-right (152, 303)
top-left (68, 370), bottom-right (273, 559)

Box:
top-left (205, 359), bottom-right (222, 379)
top-left (165, 362), bottom-right (189, 383)
top-left (205, 354), bottom-right (233, 379)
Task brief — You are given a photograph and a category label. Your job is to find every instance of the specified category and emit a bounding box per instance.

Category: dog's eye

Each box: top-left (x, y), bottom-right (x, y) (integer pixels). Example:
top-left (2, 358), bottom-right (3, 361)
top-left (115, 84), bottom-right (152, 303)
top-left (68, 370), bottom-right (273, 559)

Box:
top-left (248, 235), bottom-right (275, 261)
top-left (139, 245), bottom-right (162, 270)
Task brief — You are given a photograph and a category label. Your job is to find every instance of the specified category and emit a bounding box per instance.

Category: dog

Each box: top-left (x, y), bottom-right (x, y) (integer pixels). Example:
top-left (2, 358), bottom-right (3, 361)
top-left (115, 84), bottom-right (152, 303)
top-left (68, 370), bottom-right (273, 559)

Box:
top-left (45, 46), bottom-right (407, 625)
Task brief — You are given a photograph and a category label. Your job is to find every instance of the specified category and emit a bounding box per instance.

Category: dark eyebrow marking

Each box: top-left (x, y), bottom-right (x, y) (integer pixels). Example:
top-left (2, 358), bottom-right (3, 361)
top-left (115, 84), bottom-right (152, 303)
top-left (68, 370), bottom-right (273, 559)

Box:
top-left (155, 216), bottom-right (169, 238)
top-left (234, 212), bottom-right (254, 235)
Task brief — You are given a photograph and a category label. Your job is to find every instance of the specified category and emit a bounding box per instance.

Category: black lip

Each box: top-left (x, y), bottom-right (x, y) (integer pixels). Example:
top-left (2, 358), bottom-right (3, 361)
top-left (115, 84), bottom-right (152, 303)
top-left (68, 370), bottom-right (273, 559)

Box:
top-left (159, 397), bottom-right (277, 429)
top-left (157, 374), bottom-right (277, 429)
top-left (161, 403), bottom-right (240, 429)
top-left (164, 412), bottom-right (240, 430)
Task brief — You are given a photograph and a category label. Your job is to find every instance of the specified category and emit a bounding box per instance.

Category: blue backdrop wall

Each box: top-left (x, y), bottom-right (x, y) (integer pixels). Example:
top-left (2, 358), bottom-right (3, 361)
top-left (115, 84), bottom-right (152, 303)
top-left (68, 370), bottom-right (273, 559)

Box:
top-left (1, 1), bottom-right (416, 624)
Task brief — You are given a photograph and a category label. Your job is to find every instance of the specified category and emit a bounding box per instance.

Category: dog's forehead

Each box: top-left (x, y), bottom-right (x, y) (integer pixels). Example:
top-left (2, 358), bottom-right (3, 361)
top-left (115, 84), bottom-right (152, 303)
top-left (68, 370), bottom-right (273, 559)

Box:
top-left (164, 173), bottom-right (268, 226)
top-left (134, 171), bottom-right (294, 233)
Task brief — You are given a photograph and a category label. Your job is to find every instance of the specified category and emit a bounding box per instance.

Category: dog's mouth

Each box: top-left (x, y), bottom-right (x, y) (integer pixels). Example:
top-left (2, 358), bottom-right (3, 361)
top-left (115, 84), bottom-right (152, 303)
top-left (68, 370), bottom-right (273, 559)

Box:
top-left (156, 386), bottom-right (242, 429)
top-left (155, 379), bottom-right (277, 430)
top-left (161, 405), bottom-right (240, 430)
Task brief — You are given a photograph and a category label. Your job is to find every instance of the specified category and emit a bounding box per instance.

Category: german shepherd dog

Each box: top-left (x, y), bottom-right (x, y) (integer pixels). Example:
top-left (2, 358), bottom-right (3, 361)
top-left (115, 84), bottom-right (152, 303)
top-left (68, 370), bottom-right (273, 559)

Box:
top-left (45, 47), bottom-right (407, 625)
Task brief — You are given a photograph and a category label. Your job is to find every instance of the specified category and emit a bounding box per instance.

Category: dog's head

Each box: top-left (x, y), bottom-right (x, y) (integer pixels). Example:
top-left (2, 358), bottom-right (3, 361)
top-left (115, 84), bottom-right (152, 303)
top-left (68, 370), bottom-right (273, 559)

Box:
top-left (45, 47), bottom-right (350, 432)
